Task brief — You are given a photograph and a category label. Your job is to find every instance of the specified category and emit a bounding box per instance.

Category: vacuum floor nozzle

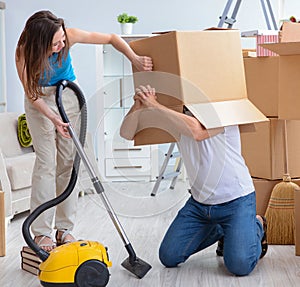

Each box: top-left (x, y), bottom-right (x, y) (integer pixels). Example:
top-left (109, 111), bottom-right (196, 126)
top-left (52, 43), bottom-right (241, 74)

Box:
top-left (121, 257), bottom-right (152, 279)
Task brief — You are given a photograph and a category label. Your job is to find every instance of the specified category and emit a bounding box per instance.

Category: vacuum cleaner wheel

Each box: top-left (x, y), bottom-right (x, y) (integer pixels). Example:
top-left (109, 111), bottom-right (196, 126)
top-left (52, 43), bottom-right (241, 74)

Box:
top-left (75, 259), bottom-right (110, 287)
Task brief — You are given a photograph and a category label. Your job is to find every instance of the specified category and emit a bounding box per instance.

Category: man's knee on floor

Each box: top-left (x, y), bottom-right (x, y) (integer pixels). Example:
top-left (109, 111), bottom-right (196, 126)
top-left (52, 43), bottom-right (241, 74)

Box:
top-left (159, 246), bottom-right (182, 268)
top-left (224, 256), bottom-right (256, 276)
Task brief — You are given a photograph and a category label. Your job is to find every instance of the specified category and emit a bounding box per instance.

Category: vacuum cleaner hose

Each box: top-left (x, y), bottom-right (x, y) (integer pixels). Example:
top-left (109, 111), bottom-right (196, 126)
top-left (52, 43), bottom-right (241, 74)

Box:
top-left (22, 80), bottom-right (87, 262)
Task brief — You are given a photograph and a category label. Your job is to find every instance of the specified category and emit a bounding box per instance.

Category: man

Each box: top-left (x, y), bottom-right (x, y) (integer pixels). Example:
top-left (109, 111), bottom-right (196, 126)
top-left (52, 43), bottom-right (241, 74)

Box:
top-left (120, 85), bottom-right (267, 276)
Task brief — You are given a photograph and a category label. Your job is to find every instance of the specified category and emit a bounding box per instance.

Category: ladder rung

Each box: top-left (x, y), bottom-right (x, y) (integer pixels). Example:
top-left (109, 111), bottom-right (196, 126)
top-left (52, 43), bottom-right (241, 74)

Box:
top-left (170, 152), bottom-right (180, 158)
top-left (224, 17), bottom-right (236, 25)
top-left (161, 171), bottom-right (181, 180)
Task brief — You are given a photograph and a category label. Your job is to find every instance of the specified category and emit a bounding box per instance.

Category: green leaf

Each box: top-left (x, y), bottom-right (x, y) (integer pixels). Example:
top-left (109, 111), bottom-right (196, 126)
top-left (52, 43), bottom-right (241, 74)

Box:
top-left (117, 13), bottom-right (138, 24)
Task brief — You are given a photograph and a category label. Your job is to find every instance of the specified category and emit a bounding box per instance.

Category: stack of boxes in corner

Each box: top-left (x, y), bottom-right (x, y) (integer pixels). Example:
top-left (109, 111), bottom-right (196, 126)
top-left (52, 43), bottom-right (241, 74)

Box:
top-left (20, 246), bottom-right (41, 276)
top-left (242, 22), bottom-right (300, 254)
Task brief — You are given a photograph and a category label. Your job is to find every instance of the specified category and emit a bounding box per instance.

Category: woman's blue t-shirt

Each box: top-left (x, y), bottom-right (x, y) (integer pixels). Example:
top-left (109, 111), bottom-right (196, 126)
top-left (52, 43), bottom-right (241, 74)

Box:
top-left (39, 51), bottom-right (76, 86)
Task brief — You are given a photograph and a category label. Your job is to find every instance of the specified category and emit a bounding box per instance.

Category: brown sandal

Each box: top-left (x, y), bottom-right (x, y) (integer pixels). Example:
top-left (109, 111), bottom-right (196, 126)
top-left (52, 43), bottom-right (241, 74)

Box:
top-left (259, 215), bottom-right (268, 259)
top-left (34, 235), bottom-right (56, 252)
top-left (55, 229), bottom-right (76, 246)
top-left (216, 237), bottom-right (224, 257)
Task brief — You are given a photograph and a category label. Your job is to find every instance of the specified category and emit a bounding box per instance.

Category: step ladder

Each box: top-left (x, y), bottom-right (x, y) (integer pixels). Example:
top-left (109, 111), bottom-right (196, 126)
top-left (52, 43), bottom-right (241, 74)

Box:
top-left (218, 0), bottom-right (278, 30)
top-left (151, 142), bottom-right (183, 196)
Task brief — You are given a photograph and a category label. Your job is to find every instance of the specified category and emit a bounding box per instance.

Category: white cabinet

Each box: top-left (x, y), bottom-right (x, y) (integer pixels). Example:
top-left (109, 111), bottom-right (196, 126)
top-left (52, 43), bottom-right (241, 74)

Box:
top-left (104, 140), bottom-right (152, 178)
top-left (93, 35), bottom-right (158, 182)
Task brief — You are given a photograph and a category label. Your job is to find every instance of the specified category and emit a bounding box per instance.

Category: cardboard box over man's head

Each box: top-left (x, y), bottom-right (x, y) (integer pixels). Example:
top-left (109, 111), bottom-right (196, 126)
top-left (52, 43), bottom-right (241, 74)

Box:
top-left (129, 29), bottom-right (267, 145)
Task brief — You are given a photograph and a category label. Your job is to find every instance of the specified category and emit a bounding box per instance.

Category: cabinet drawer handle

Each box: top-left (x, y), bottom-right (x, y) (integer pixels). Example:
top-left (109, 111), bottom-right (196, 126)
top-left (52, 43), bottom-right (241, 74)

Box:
top-left (113, 148), bottom-right (142, 151)
top-left (114, 165), bottom-right (142, 169)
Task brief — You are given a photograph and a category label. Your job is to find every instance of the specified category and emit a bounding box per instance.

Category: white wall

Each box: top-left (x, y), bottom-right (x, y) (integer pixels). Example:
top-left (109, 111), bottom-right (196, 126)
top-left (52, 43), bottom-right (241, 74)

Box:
top-left (0, 3), bottom-right (6, 112)
top-left (279, 0), bottom-right (300, 21)
top-left (4, 0), bottom-right (284, 112)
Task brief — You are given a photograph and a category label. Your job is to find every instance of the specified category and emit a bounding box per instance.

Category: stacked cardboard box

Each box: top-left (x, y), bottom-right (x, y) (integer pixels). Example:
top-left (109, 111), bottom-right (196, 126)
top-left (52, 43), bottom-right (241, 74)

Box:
top-left (20, 246), bottom-right (41, 276)
top-left (243, 22), bottom-right (300, 253)
top-left (242, 22), bottom-right (300, 180)
top-left (244, 22), bottom-right (300, 120)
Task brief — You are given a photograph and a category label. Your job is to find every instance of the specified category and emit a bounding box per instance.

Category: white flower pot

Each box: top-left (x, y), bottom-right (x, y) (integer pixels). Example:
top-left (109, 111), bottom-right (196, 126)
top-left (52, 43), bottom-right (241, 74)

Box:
top-left (120, 23), bottom-right (133, 35)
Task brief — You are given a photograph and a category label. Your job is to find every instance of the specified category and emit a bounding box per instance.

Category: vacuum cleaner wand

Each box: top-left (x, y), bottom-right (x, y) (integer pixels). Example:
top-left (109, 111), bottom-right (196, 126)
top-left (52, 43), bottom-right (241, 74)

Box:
top-left (56, 80), bottom-right (152, 279)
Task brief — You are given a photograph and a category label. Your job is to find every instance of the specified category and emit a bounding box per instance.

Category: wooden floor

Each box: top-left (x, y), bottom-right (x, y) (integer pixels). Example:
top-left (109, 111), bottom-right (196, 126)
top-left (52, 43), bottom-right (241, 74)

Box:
top-left (1, 180), bottom-right (300, 287)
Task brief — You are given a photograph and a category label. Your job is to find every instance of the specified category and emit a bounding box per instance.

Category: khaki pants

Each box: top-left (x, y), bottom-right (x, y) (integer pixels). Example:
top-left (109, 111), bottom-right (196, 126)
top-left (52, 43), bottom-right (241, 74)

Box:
top-left (25, 85), bottom-right (80, 237)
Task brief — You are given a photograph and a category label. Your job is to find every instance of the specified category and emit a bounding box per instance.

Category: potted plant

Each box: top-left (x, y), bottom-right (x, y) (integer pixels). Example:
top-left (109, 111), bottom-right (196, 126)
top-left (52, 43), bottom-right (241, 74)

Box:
top-left (117, 13), bottom-right (138, 35)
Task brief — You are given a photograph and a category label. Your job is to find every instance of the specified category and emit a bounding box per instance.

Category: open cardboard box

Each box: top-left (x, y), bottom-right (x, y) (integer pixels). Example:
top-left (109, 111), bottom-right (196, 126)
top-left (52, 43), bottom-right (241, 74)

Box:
top-left (129, 29), bottom-right (267, 145)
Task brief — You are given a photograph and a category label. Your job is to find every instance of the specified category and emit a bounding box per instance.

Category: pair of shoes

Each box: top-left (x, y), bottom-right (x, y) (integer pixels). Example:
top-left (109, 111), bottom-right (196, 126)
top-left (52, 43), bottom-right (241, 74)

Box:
top-left (216, 237), bottom-right (224, 257)
top-left (34, 235), bottom-right (56, 252)
top-left (259, 215), bottom-right (268, 259)
top-left (55, 229), bottom-right (76, 246)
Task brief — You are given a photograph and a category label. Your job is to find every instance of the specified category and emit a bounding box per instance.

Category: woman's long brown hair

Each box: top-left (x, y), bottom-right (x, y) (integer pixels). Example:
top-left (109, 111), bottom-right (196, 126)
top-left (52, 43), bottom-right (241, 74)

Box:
top-left (16, 10), bottom-right (70, 100)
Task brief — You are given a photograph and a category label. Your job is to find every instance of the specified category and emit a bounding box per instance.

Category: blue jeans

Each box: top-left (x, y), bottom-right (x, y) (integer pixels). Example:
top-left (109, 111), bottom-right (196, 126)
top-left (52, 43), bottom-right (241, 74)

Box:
top-left (159, 192), bottom-right (264, 276)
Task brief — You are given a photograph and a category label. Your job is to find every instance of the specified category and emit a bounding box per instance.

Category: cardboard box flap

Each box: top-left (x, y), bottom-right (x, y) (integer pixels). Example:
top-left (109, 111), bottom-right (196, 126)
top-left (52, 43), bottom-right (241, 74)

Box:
top-left (185, 99), bottom-right (268, 129)
top-left (261, 42), bottom-right (300, 55)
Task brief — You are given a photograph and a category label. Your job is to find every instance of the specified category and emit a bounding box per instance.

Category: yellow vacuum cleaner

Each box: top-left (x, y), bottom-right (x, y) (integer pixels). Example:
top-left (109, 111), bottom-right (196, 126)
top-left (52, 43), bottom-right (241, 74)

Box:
top-left (22, 80), bottom-right (152, 287)
top-left (39, 241), bottom-right (112, 286)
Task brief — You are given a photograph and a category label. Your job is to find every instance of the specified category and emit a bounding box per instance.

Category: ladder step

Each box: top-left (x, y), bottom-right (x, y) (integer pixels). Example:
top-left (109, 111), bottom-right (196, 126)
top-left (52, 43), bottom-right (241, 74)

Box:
top-left (170, 152), bottom-right (180, 158)
top-left (161, 171), bottom-right (181, 180)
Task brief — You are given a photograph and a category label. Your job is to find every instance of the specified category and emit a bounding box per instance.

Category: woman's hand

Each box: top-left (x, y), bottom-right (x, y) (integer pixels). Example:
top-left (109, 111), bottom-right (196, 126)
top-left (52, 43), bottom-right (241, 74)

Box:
top-left (133, 56), bottom-right (153, 72)
top-left (30, 97), bottom-right (71, 139)
top-left (51, 115), bottom-right (71, 138)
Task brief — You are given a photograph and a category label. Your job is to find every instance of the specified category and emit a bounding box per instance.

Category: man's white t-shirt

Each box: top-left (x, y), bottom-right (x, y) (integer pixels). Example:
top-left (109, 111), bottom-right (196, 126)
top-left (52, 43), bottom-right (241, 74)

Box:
top-left (178, 125), bottom-right (254, 205)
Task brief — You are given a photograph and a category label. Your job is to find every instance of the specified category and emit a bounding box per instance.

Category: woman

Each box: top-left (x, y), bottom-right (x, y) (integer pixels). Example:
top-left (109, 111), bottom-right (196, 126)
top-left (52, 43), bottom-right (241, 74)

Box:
top-left (15, 10), bottom-right (153, 251)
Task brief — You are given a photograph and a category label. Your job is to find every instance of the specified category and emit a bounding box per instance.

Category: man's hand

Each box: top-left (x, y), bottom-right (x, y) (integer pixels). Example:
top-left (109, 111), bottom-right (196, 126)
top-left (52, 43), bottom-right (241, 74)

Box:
top-left (135, 85), bottom-right (159, 108)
